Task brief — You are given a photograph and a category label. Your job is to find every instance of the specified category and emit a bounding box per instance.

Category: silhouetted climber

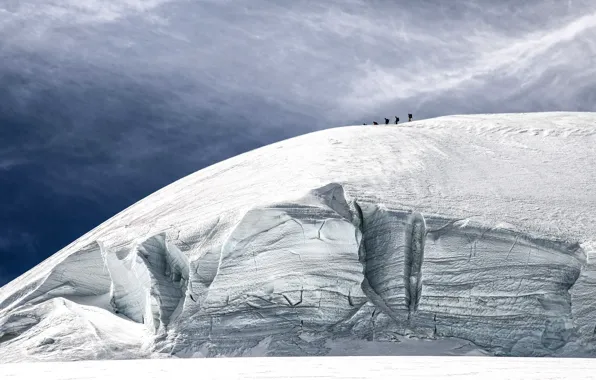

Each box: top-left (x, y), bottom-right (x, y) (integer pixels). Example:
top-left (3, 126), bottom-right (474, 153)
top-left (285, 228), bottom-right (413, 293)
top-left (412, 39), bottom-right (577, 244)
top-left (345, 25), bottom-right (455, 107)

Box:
top-left (384, 118), bottom-right (389, 125)
top-left (363, 123), bottom-right (366, 125)
top-left (408, 113), bottom-right (413, 122)
top-left (373, 121), bottom-right (378, 125)
top-left (395, 116), bottom-right (399, 124)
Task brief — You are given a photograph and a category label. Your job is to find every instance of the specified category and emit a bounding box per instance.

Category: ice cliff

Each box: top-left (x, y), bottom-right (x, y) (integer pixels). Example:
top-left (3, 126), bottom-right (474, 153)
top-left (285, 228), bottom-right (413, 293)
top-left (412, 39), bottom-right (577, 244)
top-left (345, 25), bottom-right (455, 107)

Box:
top-left (1, 113), bottom-right (595, 362)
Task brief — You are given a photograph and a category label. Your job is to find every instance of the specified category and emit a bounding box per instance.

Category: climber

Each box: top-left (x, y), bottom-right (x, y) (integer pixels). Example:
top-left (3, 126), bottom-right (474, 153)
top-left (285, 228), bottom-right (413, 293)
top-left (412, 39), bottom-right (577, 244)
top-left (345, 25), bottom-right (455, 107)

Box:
top-left (408, 113), bottom-right (413, 122)
top-left (373, 121), bottom-right (378, 125)
top-left (395, 116), bottom-right (399, 124)
top-left (385, 118), bottom-right (389, 125)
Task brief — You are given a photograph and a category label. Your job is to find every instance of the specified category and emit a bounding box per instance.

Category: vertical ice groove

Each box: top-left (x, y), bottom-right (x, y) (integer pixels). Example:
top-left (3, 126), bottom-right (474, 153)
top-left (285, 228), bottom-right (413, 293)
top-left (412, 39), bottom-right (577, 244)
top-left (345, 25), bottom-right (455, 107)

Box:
top-left (100, 234), bottom-right (189, 333)
top-left (352, 201), bottom-right (406, 324)
top-left (404, 212), bottom-right (426, 314)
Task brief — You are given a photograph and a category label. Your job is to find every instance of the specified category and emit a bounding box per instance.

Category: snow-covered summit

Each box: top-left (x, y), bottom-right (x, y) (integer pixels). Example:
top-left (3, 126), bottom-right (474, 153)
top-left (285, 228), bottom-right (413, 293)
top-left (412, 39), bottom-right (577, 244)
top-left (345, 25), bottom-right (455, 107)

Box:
top-left (1, 112), bottom-right (596, 362)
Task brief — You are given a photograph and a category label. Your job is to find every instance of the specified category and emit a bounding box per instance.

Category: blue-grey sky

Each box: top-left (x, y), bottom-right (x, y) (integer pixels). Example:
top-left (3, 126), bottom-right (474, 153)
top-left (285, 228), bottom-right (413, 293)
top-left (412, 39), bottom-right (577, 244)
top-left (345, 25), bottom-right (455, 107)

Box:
top-left (1, 0), bottom-right (595, 286)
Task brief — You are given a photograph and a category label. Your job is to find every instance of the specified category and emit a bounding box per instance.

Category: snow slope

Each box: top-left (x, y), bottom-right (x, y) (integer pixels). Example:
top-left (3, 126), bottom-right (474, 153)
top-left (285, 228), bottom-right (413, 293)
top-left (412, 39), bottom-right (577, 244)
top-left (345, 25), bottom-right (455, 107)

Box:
top-left (1, 112), bottom-right (595, 362)
top-left (4, 356), bottom-right (596, 380)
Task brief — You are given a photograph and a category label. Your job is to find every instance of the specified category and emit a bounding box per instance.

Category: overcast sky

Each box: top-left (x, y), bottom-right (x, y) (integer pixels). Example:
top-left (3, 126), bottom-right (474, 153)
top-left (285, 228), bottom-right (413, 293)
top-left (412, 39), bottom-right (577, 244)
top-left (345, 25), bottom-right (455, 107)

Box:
top-left (1, 0), bottom-right (596, 286)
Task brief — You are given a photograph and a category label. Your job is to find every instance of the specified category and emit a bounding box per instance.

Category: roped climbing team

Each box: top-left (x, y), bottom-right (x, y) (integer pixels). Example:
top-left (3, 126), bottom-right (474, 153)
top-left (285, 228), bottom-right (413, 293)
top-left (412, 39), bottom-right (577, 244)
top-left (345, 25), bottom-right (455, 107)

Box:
top-left (363, 113), bottom-right (413, 125)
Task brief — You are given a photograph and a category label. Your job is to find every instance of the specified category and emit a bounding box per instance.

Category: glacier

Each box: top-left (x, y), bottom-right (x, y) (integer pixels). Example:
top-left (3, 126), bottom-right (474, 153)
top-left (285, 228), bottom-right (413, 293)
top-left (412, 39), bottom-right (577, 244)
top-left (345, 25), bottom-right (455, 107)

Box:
top-left (0, 112), bottom-right (595, 362)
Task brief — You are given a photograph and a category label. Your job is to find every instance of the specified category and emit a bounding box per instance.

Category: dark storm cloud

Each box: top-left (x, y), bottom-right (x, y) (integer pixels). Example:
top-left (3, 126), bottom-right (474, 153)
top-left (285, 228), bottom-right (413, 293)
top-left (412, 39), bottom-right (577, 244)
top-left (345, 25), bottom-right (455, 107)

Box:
top-left (1, 0), bottom-right (595, 285)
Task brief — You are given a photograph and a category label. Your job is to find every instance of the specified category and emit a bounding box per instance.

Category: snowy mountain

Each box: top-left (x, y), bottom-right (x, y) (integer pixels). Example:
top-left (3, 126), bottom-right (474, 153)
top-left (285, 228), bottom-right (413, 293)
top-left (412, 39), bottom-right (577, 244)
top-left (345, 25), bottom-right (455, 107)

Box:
top-left (1, 113), bottom-right (595, 362)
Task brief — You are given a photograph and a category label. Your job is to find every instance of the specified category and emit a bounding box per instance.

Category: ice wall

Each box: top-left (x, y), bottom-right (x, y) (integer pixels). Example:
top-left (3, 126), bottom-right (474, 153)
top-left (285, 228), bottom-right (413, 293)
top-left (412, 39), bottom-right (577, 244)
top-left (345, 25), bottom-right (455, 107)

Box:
top-left (169, 183), bottom-right (368, 356)
top-left (164, 183), bottom-right (591, 357)
top-left (0, 183), bottom-right (593, 360)
top-left (341, 196), bottom-right (586, 356)
top-left (417, 220), bottom-right (583, 355)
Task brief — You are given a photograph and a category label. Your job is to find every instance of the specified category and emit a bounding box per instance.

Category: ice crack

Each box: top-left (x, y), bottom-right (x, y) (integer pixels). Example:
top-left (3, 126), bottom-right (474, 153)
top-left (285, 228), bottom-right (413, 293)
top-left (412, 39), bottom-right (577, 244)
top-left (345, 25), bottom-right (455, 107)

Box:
top-left (404, 212), bottom-right (426, 315)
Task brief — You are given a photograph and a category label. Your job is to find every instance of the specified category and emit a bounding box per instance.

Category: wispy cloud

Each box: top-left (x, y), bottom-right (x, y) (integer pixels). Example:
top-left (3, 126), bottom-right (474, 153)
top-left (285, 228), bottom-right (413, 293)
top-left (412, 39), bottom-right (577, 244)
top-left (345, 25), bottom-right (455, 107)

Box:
top-left (0, 158), bottom-right (26, 171)
top-left (342, 6), bottom-right (596, 115)
top-left (0, 0), bottom-right (171, 27)
top-left (2, 1), bottom-right (595, 121)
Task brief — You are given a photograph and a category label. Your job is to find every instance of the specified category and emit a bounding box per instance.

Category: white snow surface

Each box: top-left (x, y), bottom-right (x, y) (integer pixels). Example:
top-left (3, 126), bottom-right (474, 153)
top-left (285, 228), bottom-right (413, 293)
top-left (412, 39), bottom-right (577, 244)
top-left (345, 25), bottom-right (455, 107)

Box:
top-left (1, 112), bottom-right (596, 362)
top-left (4, 356), bottom-right (596, 380)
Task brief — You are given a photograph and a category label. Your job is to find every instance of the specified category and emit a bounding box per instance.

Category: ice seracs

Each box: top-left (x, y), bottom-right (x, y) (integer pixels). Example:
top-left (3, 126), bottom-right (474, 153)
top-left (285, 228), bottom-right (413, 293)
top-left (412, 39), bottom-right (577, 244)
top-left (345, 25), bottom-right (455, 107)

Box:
top-left (0, 242), bottom-right (111, 313)
top-left (102, 234), bottom-right (189, 334)
top-left (1, 112), bottom-right (595, 362)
